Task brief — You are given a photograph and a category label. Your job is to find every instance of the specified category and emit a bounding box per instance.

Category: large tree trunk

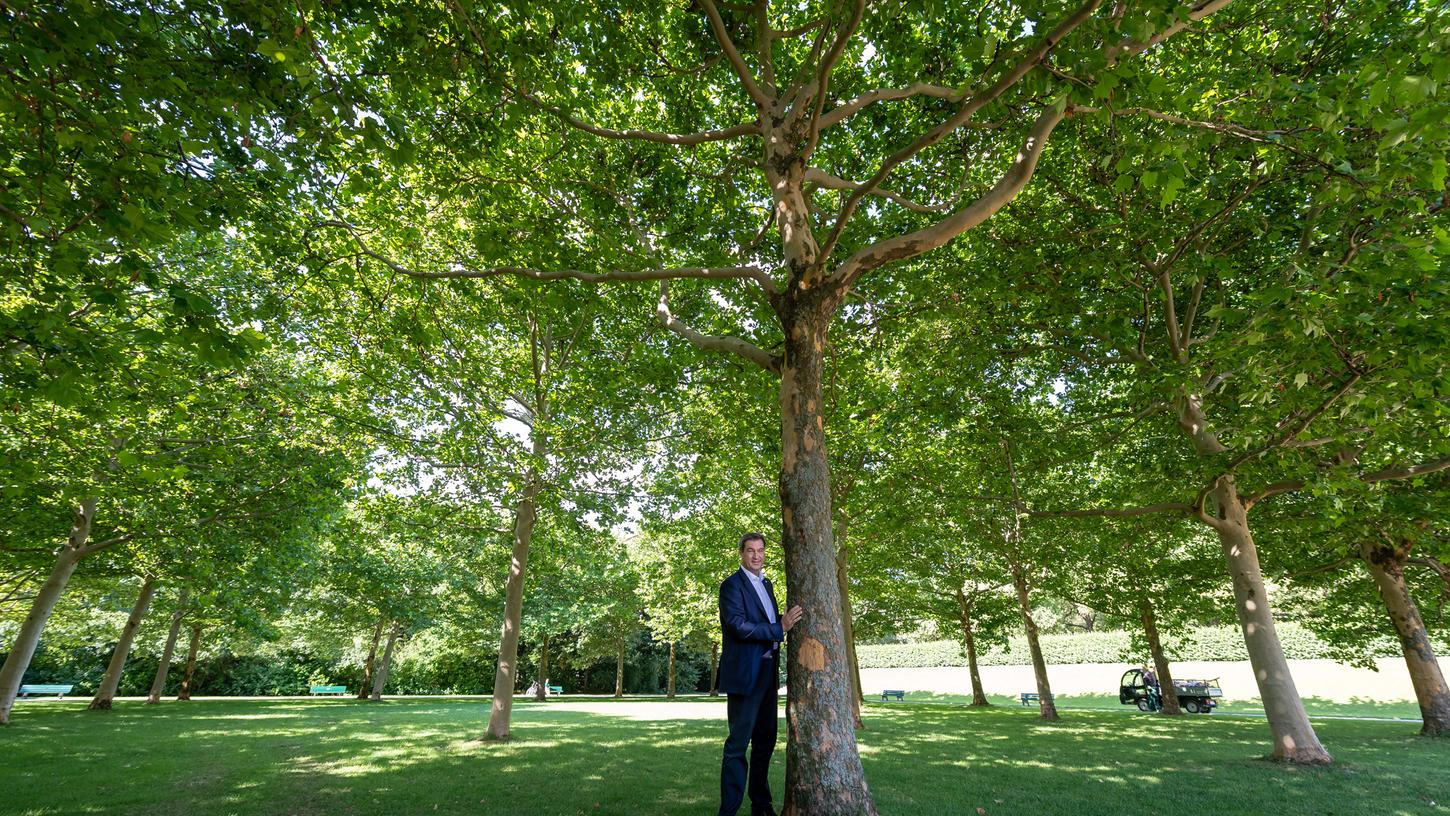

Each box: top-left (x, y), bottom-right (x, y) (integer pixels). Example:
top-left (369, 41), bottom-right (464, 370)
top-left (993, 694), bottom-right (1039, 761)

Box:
top-left (357, 618), bottom-right (386, 700)
top-left (90, 576), bottom-right (159, 710)
top-left (1213, 477), bottom-right (1330, 762)
top-left (708, 640), bottom-right (719, 697)
top-left (370, 621), bottom-right (401, 702)
top-left (778, 305), bottom-right (875, 816)
top-left (955, 588), bottom-right (990, 707)
top-left (1359, 538), bottom-right (1450, 736)
top-left (177, 624), bottom-right (203, 701)
top-left (666, 641), bottom-right (676, 698)
top-left (836, 542), bottom-right (863, 728)
top-left (485, 470), bottom-right (543, 740)
top-left (1009, 560), bottom-right (1058, 721)
top-left (0, 498), bottom-right (94, 724)
top-left (147, 587), bottom-right (190, 704)
top-left (534, 635), bottom-right (550, 702)
top-left (1139, 597), bottom-right (1181, 716)
top-left (615, 639), bottom-right (626, 698)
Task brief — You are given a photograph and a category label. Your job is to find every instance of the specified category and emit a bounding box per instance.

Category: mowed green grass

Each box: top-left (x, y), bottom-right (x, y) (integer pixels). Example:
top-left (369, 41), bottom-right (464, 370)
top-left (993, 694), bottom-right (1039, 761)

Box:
top-left (2, 696), bottom-right (1446, 816)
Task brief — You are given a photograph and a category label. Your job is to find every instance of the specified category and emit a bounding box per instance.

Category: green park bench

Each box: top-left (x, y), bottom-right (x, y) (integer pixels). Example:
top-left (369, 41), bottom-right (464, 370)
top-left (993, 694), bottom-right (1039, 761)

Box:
top-left (18, 684), bottom-right (73, 698)
top-left (1020, 692), bottom-right (1053, 706)
top-left (309, 685), bottom-right (348, 696)
top-left (880, 689), bottom-right (905, 701)
top-left (547, 685), bottom-right (563, 696)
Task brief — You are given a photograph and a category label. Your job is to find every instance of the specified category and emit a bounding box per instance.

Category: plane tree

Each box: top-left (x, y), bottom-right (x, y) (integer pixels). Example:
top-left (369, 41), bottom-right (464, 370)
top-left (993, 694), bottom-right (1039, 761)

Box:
top-left (290, 0), bottom-right (1424, 801)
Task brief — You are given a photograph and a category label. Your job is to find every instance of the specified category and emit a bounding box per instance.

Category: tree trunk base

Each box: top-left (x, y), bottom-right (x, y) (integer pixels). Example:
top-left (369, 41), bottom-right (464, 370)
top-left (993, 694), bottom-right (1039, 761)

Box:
top-left (1269, 746), bottom-right (1333, 765)
top-left (1420, 720), bottom-right (1449, 737)
top-left (969, 699), bottom-right (991, 707)
top-left (145, 694), bottom-right (161, 705)
top-left (88, 698), bottom-right (113, 711)
top-left (482, 731), bottom-right (510, 742)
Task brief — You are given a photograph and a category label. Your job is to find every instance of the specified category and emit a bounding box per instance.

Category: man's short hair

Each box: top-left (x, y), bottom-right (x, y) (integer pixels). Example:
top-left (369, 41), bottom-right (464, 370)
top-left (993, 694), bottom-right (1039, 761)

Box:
top-left (738, 532), bottom-right (766, 551)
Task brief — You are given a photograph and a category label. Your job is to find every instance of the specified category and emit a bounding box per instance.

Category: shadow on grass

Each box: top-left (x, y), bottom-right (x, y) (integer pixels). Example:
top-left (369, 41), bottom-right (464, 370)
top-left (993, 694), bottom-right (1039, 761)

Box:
top-left (3, 698), bottom-right (1447, 816)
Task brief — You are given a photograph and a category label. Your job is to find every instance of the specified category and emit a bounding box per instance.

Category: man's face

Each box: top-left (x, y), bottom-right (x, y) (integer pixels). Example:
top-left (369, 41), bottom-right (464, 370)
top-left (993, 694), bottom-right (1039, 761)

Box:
top-left (740, 538), bottom-right (765, 574)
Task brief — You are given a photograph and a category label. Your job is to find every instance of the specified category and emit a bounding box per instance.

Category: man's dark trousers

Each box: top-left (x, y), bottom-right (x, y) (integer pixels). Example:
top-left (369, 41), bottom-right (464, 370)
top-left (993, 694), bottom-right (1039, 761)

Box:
top-left (719, 653), bottom-right (779, 816)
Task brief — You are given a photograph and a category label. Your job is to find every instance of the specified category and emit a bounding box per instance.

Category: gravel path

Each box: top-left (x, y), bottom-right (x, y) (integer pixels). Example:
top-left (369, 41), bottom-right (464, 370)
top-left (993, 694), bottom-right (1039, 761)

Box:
top-left (860, 658), bottom-right (1418, 703)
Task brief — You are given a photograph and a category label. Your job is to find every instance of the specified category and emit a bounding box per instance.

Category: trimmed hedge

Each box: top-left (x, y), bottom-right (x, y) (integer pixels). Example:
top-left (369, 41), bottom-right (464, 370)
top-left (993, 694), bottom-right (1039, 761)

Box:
top-left (856, 623), bottom-right (1445, 669)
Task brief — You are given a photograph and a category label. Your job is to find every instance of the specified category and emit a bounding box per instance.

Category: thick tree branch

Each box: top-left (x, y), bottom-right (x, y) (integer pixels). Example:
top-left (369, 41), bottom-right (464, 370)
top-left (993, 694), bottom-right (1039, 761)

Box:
top-left (1362, 456), bottom-right (1450, 484)
top-left (818, 0), bottom-right (1104, 263)
top-left (818, 83), bottom-right (967, 129)
top-left (1106, 0), bottom-right (1236, 63)
top-left (834, 105), bottom-right (1066, 286)
top-left (756, 2), bottom-right (775, 90)
top-left (1244, 456), bottom-right (1450, 510)
top-left (803, 167), bottom-right (949, 214)
top-left (805, 0), bottom-right (867, 155)
top-left (656, 281), bottom-right (782, 375)
top-left (701, 0), bottom-right (771, 108)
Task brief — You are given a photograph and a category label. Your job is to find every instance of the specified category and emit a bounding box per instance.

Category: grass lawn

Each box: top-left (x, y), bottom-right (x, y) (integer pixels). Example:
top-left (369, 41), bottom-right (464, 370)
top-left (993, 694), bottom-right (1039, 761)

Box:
top-left (2, 696), bottom-right (1446, 815)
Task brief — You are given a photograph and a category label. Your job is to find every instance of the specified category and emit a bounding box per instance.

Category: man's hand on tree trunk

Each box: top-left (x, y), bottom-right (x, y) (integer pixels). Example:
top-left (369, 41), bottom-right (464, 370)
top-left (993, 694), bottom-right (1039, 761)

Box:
top-left (782, 605), bottom-right (804, 632)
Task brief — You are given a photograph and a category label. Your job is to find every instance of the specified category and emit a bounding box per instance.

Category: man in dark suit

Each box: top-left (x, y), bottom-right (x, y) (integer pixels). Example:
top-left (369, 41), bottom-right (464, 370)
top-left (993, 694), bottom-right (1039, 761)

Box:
top-left (718, 532), bottom-right (803, 816)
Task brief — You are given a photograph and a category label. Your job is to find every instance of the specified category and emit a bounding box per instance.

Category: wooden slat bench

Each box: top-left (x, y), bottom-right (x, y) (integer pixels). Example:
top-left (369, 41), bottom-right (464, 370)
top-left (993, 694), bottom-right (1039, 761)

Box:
top-left (309, 685), bottom-right (348, 696)
top-left (18, 684), bottom-right (73, 699)
top-left (546, 685), bottom-right (563, 696)
top-left (879, 689), bottom-right (905, 701)
top-left (1020, 691), bottom-right (1053, 706)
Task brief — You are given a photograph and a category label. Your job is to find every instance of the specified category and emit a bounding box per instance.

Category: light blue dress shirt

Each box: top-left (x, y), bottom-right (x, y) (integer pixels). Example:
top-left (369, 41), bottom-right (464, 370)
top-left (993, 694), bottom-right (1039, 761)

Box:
top-left (741, 568), bottom-right (777, 624)
top-left (741, 568), bottom-right (779, 659)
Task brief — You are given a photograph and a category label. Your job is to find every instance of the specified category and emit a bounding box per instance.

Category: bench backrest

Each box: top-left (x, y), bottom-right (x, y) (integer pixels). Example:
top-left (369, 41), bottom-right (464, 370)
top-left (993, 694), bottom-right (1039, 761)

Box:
top-left (19, 684), bottom-right (73, 693)
top-left (310, 685), bottom-right (347, 693)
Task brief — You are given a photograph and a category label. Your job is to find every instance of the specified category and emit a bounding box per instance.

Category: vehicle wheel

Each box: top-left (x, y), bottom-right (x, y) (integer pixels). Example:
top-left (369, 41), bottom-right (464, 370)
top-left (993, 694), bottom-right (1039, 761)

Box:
top-left (1137, 699), bottom-right (1151, 712)
top-left (1185, 700), bottom-right (1201, 714)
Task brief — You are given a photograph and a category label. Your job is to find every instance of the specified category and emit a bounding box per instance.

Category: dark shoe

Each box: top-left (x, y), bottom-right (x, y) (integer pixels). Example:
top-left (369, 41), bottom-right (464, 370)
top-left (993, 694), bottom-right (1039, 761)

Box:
top-left (751, 807), bottom-right (778, 816)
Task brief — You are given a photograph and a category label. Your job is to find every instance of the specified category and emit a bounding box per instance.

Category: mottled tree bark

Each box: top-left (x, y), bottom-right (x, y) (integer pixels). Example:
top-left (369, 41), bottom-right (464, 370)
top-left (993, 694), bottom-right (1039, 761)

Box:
top-left (955, 588), bottom-right (990, 707)
top-left (1213, 477), bottom-right (1329, 762)
top-left (666, 641), bottom-right (677, 698)
top-left (369, 621), bottom-right (401, 701)
top-left (177, 624), bottom-right (202, 700)
top-left (90, 576), bottom-right (158, 710)
top-left (1139, 597), bottom-right (1181, 715)
top-left (357, 618), bottom-right (386, 700)
top-left (0, 499), bottom-right (94, 724)
top-left (485, 469), bottom-right (543, 739)
top-left (615, 640), bottom-right (626, 698)
top-left (779, 304), bottom-right (875, 816)
top-left (534, 635), bottom-right (550, 702)
top-left (708, 640), bottom-right (719, 697)
top-left (147, 587), bottom-right (190, 704)
top-left (1359, 538), bottom-right (1450, 736)
top-left (836, 542), bottom-right (863, 728)
top-left (1009, 560), bottom-right (1058, 721)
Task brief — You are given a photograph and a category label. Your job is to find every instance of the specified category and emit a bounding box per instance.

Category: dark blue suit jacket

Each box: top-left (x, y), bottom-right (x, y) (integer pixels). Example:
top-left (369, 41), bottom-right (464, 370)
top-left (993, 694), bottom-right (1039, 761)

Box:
top-left (718, 568), bottom-right (783, 695)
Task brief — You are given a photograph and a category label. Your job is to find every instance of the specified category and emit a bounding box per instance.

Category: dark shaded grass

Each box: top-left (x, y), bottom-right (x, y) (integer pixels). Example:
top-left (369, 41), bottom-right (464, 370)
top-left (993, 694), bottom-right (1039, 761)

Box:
top-left (2, 697), bottom-right (1446, 815)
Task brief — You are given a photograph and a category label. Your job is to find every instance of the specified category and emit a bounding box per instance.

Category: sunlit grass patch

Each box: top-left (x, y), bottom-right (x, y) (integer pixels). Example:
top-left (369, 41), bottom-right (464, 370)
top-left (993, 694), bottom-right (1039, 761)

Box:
top-left (2, 697), bottom-right (1446, 815)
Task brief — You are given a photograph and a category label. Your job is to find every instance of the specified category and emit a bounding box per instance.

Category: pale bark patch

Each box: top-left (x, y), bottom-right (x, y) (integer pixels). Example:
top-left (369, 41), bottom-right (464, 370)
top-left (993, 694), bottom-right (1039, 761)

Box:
top-left (799, 636), bottom-right (827, 671)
